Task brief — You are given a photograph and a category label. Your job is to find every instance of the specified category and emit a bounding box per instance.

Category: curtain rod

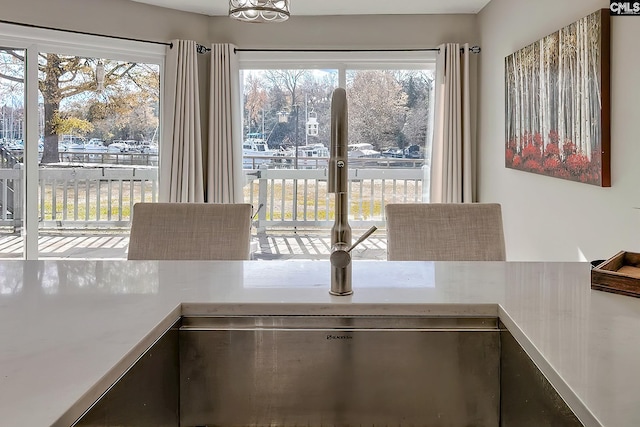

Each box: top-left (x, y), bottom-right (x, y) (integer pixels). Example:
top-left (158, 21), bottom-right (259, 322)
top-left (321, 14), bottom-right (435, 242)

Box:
top-left (0, 19), bottom-right (481, 56)
top-left (233, 46), bottom-right (481, 54)
top-left (0, 19), bottom-right (173, 48)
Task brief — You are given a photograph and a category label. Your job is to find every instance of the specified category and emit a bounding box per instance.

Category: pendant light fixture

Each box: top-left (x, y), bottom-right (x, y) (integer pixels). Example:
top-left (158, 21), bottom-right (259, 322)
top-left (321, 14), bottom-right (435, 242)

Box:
top-left (229, 0), bottom-right (290, 23)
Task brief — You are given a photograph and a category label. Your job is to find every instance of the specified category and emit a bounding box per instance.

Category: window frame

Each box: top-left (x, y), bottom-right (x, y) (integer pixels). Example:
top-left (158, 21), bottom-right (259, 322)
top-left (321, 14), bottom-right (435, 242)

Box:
top-left (238, 49), bottom-right (436, 228)
top-left (237, 50), bottom-right (436, 154)
top-left (0, 23), bottom-right (165, 259)
top-left (237, 50), bottom-right (436, 89)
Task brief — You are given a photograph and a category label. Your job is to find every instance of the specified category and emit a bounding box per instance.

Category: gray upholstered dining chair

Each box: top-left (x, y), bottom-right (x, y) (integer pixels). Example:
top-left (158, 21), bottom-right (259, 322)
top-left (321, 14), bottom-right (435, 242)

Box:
top-left (127, 202), bottom-right (253, 260)
top-left (385, 203), bottom-right (506, 261)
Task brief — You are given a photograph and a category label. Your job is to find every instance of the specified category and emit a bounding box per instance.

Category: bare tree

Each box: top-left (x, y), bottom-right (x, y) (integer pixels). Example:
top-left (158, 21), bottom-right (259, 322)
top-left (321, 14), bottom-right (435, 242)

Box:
top-left (0, 50), bottom-right (156, 163)
top-left (244, 73), bottom-right (268, 134)
top-left (348, 70), bottom-right (407, 151)
top-left (264, 69), bottom-right (310, 107)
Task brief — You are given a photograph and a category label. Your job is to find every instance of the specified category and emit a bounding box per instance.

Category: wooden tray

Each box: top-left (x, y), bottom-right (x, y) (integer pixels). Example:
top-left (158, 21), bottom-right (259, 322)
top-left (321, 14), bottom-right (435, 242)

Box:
top-left (591, 251), bottom-right (640, 298)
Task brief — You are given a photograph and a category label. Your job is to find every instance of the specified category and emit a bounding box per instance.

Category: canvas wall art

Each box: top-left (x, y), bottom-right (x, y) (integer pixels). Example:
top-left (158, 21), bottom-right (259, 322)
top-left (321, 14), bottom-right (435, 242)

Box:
top-left (505, 9), bottom-right (610, 186)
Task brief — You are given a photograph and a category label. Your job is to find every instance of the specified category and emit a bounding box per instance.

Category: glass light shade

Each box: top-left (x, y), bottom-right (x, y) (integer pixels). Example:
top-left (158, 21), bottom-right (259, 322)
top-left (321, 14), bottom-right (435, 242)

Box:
top-left (229, 0), bottom-right (290, 23)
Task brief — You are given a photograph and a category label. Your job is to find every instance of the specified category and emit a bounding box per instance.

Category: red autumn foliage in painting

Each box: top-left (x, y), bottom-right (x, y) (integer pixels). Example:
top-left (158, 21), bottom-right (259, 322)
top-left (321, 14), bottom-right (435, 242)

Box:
top-left (504, 10), bottom-right (609, 186)
top-left (505, 131), bottom-right (602, 184)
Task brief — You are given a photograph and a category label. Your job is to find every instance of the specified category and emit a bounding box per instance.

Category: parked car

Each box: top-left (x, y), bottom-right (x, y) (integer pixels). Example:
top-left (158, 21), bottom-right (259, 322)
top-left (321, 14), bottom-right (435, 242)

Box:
top-left (403, 144), bottom-right (422, 159)
top-left (145, 144), bottom-right (158, 155)
top-left (381, 148), bottom-right (404, 158)
top-left (138, 141), bottom-right (159, 154)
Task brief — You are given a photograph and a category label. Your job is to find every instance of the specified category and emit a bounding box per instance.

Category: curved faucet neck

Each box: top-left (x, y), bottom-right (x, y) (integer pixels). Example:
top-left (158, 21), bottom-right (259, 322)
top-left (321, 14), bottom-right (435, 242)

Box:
top-left (328, 88), bottom-right (377, 296)
top-left (328, 88), bottom-right (348, 195)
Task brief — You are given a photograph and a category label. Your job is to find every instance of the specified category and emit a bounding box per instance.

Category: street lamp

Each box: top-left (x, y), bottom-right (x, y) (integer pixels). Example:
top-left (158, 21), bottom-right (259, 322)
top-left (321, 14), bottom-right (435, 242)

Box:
top-left (1, 105), bottom-right (5, 142)
top-left (96, 60), bottom-right (105, 92)
top-left (277, 104), bottom-right (301, 220)
top-left (276, 105), bottom-right (300, 169)
top-left (293, 104), bottom-right (299, 170)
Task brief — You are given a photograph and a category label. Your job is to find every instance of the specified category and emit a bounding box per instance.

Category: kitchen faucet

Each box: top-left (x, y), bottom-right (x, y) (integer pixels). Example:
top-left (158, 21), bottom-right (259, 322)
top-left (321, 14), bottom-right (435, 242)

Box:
top-left (328, 88), bottom-right (377, 296)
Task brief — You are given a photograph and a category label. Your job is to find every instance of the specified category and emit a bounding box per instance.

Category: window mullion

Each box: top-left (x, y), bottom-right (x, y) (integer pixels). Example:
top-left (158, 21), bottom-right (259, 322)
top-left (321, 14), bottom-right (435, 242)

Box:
top-left (24, 45), bottom-right (39, 260)
top-left (338, 65), bottom-right (346, 89)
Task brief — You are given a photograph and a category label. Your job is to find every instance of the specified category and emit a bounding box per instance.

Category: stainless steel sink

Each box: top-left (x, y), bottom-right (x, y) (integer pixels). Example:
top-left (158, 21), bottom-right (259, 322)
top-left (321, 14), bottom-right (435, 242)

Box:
top-left (71, 314), bottom-right (583, 427)
top-left (181, 316), bottom-right (500, 427)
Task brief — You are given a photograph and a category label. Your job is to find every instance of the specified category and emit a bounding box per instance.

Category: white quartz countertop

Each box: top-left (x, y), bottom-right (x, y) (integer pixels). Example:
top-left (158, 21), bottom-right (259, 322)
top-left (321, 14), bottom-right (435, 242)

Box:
top-left (1, 260), bottom-right (639, 427)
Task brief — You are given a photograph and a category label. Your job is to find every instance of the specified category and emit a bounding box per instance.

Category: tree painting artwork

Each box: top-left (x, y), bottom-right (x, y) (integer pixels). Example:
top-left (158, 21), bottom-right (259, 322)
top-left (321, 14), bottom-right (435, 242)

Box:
top-left (505, 9), bottom-right (610, 186)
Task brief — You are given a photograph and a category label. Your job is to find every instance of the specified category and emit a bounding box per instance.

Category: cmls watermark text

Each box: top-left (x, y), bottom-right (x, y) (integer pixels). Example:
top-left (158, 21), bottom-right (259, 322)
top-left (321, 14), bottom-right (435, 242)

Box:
top-left (610, 1), bottom-right (640, 15)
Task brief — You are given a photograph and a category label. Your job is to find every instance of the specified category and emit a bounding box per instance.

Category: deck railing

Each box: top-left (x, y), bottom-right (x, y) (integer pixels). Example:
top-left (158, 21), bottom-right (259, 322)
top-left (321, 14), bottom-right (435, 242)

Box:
top-left (0, 167), bottom-right (20, 226)
top-left (0, 165), bottom-right (157, 230)
top-left (1, 158), bottom-right (426, 232)
top-left (38, 167), bottom-right (158, 227)
top-left (245, 165), bottom-right (425, 230)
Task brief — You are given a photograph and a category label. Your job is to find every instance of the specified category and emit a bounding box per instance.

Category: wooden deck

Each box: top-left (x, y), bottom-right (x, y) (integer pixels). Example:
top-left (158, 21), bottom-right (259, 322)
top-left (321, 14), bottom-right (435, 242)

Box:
top-left (0, 230), bottom-right (387, 260)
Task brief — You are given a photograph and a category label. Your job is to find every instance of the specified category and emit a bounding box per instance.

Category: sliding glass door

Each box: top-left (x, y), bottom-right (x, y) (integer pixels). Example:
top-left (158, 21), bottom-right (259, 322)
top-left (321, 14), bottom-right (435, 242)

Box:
top-left (239, 51), bottom-right (435, 240)
top-left (36, 52), bottom-right (160, 259)
top-left (0, 25), bottom-right (164, 260)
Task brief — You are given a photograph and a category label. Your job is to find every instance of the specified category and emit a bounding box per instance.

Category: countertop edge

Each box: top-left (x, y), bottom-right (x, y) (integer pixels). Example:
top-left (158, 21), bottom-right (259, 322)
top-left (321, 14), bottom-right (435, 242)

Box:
top-left (498, 305), bottom-right (603, 427)
top-left (52, 304), bottom-right (182, 427)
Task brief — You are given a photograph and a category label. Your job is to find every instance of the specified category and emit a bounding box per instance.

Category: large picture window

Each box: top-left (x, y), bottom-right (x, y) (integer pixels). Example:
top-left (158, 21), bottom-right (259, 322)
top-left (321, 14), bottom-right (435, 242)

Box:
top-left (241, 68), bottom-right (337, 169)
top-left (239, 51), bottom-right (435, 241)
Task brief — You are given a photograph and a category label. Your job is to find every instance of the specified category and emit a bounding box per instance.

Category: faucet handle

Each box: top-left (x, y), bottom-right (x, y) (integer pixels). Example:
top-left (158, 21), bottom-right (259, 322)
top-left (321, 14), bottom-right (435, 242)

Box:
top-left (330, 226), bottom-right (377, 269)
top-left (329, 227), bottom-right (376, 297)
top-left (347, 226), bottom-right (378, 253)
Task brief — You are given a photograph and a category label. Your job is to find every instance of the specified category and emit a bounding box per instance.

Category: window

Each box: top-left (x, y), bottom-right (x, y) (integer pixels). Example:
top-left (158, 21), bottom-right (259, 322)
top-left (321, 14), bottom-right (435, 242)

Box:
top-left (241, 68), bottom-right (337, 169)
top-left (239, 51), bottom-right (435, 242)
top-left (346, 69), bottom-right (433, 166)
top-left (37, 52), bottom-right (160, 237)
top-left (0, 23), bottom-right (164, 259)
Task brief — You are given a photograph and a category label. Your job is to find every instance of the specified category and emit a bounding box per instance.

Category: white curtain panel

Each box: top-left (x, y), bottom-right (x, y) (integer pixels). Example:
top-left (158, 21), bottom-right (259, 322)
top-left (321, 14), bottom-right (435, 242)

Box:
top-left (429, 43), bottom-right (473, 203)
top-left (160, 40), bottom-right (205, 202)
top-left (208, 44), bottom-right (243, 203)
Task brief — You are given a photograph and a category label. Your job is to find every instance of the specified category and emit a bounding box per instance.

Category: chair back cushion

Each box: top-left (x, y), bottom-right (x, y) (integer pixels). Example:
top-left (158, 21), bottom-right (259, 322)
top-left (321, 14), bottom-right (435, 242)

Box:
top-left (128, 203), bottom-right (252, 260)
top-left (385, 203), bottom-right (506, 261)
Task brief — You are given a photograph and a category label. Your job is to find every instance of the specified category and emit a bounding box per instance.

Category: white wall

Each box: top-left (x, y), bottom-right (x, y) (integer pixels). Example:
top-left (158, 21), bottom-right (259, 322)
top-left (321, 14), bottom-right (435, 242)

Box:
top-left (209, 14), bottom-right (478, 48)
top-left (0, 0), bottom-right (210, 43)
top-left (478, 0), bottom-right (640, 261)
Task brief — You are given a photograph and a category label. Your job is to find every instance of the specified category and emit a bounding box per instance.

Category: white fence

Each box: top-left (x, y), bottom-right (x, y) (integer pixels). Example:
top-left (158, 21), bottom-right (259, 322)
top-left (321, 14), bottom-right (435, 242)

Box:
top-left (1, 162), bottom-right (425, 232)
top-left (245, 166), bottom-right (425, 230)
top-left (0, 167), bottom-right (20, 225)
top-left (38, 167), bottom-right (158, 227)
top-left (0, 166), bottom-right (157, 230)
